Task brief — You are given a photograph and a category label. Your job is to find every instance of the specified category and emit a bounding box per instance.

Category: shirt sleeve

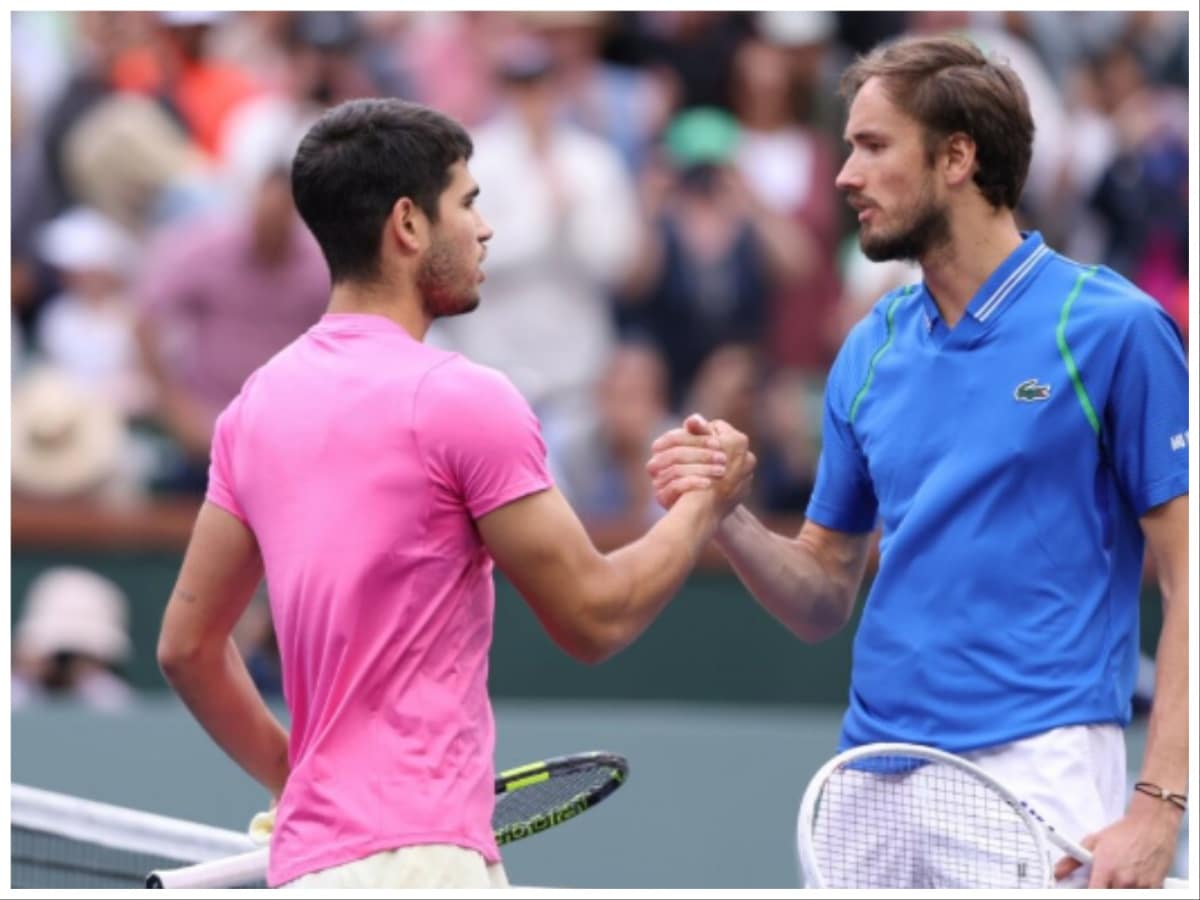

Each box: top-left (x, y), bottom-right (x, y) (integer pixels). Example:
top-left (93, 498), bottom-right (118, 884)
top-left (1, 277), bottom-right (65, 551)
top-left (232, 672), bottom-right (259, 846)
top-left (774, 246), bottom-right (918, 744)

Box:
top-left (205, 395), bottom-right (248, 523)
top-left (414, 357), bottom-right (553, 519)
top-left (805, 331), bottom-right (879, 533)
top-left (1105, 299), bottom-right (1190, 515)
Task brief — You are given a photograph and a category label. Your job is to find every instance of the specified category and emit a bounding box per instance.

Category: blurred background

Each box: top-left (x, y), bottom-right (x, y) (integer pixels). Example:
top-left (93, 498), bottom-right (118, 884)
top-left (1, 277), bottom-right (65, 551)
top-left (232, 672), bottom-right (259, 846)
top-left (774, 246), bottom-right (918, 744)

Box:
top-left (9, 9), bottom-right (1191, 888)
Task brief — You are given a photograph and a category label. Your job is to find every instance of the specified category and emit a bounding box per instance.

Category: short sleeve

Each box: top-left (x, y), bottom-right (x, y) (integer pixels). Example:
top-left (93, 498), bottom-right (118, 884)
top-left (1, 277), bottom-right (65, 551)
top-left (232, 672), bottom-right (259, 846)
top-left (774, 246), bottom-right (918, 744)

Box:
top-left (415, 358), bottom-right (553, 519)
top-left (805, 338), bottom-right (879, 533)
top-left (205, 396), bottom-right (249, 523)
top-left (1105, 300), bottom-right (1189, 515)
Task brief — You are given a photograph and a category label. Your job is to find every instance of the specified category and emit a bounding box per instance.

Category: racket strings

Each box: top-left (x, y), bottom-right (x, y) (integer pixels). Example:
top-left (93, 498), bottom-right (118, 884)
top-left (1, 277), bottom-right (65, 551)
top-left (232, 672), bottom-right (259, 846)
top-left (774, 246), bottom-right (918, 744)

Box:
top-left (810, 756), bottom-right (1047, 888)
top-left (492, 766), bottom-right (616, 830)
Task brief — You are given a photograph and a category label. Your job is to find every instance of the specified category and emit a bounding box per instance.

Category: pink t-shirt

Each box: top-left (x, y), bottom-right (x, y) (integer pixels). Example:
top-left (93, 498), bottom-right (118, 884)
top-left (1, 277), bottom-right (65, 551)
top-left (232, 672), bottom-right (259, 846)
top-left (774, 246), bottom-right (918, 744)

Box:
top-left (205, 313), bottom-right (552, 885)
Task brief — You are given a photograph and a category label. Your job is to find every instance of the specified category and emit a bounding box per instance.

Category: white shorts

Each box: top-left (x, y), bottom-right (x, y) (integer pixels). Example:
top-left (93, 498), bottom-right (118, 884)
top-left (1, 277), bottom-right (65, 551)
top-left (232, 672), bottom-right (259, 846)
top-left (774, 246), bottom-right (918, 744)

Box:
top-left (806, 723), bottom-right (1125, 889)
top-left (964, 723), bottom-right (1126, 888)
top-left (282, 844), bottom-right (509, 889)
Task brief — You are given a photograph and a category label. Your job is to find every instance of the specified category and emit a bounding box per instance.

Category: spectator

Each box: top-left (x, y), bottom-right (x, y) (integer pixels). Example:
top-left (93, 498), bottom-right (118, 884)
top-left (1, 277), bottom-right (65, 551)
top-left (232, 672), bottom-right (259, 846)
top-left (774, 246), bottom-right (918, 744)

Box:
top-left (754, 369), bottom-right (820, 515)
top-left (110, 11), bottom-right (261, 161)
top-left (33, 207), bottom-right (152, 416)
top-left (557, 341), bottom-right (674, 531)
top-left (525, 10), bottom-right (673, 174)
top-left (12, 567), bottom-right (135, 712)
top-left (11, 365), bottom-right (134, 503)
top-left (400, 12), bottom-right (519, 128)
top-left (632, 11), bottom-right (754, 112)
top-left (219, 12), bottom-right (377, 204)
top-left (1085, 39), bottom-right (1188, 335)
top-left (619, 108), bottom-right (771, 408)
top-left (430, 34), bottom-right (642, 481)
top-left (134, 165), bottom-right (329, 486)
top-left (730, 30), bottom-right (843, 374)
top-left (61, 93), bottom-right (221, 235)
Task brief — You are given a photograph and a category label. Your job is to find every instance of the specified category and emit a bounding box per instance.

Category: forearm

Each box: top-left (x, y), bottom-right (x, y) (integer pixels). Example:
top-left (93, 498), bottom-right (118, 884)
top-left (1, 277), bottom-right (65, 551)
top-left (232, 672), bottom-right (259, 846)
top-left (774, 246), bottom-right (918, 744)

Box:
top-left (715, 508), bottom-right (859, 642)
top-left (1132, 595), bottom-right (1188, 825)
top-left (588, 491), bottom-right (720, 659)
top-left (163, 639), bottom-right (290, 798)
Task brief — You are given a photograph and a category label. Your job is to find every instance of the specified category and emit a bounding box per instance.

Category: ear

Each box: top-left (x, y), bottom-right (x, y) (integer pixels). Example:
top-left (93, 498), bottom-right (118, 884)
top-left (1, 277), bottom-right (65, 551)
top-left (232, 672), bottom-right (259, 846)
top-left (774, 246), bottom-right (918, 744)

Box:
top-left (940, 132), bottom-right (977, 189)
top-left (388, 196), bottom-right (427, 255)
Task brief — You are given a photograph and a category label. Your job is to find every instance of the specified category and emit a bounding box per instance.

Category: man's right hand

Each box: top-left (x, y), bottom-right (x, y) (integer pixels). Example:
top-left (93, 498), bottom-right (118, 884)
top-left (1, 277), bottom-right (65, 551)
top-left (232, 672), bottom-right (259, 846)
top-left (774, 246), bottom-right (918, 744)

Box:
top-left (647, 414), bottom-right (755, 515)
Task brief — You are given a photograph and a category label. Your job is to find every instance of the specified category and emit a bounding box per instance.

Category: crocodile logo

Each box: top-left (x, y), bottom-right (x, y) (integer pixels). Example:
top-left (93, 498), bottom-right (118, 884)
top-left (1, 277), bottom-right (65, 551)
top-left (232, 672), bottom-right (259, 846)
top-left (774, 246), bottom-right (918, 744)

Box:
top-left (1014, 378), bottom-right (1051, 402)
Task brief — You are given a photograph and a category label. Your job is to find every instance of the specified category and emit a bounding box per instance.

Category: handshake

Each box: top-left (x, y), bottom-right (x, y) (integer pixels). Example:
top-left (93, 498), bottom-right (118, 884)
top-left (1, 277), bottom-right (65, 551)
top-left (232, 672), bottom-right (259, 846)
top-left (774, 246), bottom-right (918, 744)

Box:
top-left (645, 413), bottom-right (756, 518)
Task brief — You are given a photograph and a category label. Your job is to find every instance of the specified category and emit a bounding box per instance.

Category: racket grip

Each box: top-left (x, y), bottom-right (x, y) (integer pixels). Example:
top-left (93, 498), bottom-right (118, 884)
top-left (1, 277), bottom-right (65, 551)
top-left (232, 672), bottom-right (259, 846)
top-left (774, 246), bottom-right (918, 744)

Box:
top-left (1046, 833), bottom-right (1189, 890)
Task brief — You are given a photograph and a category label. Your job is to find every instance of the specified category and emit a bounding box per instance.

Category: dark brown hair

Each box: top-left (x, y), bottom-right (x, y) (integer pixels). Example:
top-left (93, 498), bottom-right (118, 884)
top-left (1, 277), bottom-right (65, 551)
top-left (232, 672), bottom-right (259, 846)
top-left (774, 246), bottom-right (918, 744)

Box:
top-left (291, 99), bottom-right (473, 284)
top-left (840, 34), bottom-right (1034, 209)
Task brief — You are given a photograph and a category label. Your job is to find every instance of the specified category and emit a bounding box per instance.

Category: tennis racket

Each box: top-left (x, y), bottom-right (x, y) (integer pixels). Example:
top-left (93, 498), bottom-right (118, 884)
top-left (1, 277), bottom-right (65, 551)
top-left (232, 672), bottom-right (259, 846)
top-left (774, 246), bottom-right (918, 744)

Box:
top-left (146, 750), bottom-right (628, 888)
top-left (796, 742), bottom-right (1186, 889)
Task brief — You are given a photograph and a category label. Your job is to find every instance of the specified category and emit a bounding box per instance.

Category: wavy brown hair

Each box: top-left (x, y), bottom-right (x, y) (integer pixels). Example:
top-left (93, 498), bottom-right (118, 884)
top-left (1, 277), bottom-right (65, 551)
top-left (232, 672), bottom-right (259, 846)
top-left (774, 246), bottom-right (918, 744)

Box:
top-left (841, 34), bottom-right (1034, 210)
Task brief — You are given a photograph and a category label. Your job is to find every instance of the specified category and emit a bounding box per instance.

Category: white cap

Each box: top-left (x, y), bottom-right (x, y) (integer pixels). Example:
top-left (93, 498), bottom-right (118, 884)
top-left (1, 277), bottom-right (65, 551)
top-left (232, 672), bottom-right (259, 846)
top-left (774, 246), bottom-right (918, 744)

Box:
top-left (758, 11), bottom-right (836, 47)
top-left (14, 567), bottom-right (132, 664)
top-left (36, 206), bottom-right (140, 277)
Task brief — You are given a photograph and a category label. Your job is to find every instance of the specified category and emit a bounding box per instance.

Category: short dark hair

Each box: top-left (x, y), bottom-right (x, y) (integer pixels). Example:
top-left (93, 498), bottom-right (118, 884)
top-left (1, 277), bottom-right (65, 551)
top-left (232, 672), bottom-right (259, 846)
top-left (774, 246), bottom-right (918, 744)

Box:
top-left (840, 35), bottom-right (1034, 210)
top-left (291, 98), bottom-right (473, 284)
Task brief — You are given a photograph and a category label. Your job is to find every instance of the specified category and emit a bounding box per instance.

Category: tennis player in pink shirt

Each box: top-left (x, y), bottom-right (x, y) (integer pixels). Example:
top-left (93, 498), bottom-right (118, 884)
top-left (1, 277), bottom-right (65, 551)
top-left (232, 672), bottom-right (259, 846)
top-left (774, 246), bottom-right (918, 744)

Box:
top-left (157, 98), bottom-right (755, 888)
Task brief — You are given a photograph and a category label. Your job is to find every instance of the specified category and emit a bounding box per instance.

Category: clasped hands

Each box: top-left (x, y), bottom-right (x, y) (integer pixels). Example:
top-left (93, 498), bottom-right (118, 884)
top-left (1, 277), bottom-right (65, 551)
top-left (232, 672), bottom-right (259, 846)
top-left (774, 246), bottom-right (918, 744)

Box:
top-left (646, 413), bottom-right (755, 516)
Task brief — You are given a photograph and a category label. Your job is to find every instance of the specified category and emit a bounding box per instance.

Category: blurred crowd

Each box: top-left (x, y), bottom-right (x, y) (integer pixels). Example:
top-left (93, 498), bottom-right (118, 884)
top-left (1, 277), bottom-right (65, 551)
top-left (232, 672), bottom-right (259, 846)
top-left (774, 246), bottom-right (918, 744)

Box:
top-left (10, 10), bottom-right (1190, 706)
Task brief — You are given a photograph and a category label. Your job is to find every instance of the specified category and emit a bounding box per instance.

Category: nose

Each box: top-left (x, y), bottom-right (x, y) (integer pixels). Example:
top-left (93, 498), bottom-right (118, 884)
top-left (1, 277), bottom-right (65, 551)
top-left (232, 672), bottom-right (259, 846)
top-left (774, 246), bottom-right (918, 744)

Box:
top-left (477, 214), bottom-right (493, 244)
top-left (835, 156), bottom-right (861, 194)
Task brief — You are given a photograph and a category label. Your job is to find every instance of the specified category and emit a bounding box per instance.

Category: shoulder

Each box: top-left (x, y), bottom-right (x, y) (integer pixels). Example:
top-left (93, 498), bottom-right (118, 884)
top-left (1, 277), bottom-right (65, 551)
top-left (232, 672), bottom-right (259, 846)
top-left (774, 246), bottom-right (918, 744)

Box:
top-left (1049, 255), bottom-right (1181, 339)
top-left (413, 354), bottom-right (547, 473)
top-left (416, 353), bottom-right (534, 417)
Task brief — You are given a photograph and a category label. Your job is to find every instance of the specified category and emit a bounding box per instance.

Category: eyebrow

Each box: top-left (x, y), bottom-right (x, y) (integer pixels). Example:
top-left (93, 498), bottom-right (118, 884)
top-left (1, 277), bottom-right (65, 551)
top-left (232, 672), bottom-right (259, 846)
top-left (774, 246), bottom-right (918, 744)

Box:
top-left (844, 129), bottom-right (888, 146)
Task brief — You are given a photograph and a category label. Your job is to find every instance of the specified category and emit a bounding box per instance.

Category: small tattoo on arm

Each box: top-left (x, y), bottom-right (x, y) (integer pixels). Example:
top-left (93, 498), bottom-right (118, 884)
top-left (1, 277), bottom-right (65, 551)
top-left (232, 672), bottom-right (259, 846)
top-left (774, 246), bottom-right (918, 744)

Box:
top-left (175, 589), bottom-right (198, 603)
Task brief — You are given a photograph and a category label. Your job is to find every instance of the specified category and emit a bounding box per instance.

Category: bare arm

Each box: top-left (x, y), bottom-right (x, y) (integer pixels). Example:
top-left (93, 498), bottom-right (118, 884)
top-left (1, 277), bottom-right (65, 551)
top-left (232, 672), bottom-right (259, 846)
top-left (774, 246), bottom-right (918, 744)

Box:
top-left (157, 502), bottom-right (290, 800)
top-left (648, 415), bottom-right (871, 643)
top-left (1059, 494), bottom-right (1188, 888)
top-left (712, 510), bottom-right (872, 643)
top-left (1136, 494), bottom-right (1189, 818)
top-left (477, 427), bottom-right (753, 664)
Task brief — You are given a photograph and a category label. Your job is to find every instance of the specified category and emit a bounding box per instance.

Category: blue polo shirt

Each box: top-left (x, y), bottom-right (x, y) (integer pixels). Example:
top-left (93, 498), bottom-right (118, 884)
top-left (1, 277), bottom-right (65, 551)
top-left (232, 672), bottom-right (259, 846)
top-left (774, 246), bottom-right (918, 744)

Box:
top-left (808, 232), bottom-right (1189, 753)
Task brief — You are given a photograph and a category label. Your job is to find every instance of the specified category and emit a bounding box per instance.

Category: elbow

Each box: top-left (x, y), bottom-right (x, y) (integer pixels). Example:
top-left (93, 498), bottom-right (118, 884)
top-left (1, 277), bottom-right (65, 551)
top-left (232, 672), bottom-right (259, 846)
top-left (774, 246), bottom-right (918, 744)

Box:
top-left (789, 595), bottom-right (854, 645)
top-left (156, 628), bottom-right (209, 685)
top-left (558, 591), bottom-right (633, 665)
top-left (560, 622), bottom-right (628, 665)
top-left (156, 636), bottom-right (190, 684)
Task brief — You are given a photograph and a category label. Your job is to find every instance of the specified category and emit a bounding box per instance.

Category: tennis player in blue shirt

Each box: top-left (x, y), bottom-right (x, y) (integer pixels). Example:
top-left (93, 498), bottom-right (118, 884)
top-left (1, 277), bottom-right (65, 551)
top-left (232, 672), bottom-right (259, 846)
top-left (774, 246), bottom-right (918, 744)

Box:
top-left (649, 35), bottom-right (1187, 889)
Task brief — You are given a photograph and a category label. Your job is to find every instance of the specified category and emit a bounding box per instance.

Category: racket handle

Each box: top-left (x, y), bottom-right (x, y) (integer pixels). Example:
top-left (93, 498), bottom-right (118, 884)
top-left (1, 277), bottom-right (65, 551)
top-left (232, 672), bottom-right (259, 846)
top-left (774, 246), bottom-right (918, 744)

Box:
top-left (1045, 831), bottom-right (1188, 890)
top-left (146, 846), bottom-right (269, 888)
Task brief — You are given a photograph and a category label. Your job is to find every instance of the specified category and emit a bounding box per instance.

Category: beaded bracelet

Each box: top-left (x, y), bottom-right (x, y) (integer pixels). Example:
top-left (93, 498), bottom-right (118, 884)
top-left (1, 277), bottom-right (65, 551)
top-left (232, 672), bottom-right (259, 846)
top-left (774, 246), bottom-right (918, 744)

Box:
top-left (1134, 782), bottom-right (1187, 811)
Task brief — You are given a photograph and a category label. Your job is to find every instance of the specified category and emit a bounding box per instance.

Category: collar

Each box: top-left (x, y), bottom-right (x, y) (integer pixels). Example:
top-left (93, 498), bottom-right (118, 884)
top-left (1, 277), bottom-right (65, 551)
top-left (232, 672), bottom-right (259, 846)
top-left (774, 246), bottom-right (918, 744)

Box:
top-left (920, 231), bottom-right (1051, 331)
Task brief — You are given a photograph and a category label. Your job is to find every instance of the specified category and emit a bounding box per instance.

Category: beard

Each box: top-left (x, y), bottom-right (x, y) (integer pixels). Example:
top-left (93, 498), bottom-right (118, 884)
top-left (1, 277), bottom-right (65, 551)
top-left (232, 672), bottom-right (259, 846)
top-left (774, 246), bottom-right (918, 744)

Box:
top-left (859, 187), bottom-right (950, 264)
top-left (417, 236), bottom-right (480, 319)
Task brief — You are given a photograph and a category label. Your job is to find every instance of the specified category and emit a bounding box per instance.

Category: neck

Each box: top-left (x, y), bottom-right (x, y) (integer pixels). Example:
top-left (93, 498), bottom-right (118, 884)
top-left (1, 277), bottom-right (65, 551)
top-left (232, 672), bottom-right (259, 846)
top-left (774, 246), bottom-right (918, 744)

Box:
top-left (920, 205), bottom-right (1023, 328)
top-left (326, 276), bottom-right (430, 341)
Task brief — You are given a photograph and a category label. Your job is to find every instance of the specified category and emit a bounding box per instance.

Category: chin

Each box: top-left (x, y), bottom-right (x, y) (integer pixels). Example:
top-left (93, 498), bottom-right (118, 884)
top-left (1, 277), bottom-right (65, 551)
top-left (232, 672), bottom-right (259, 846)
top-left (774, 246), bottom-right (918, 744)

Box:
top-left (435, 293), bottom-right (480, 319)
